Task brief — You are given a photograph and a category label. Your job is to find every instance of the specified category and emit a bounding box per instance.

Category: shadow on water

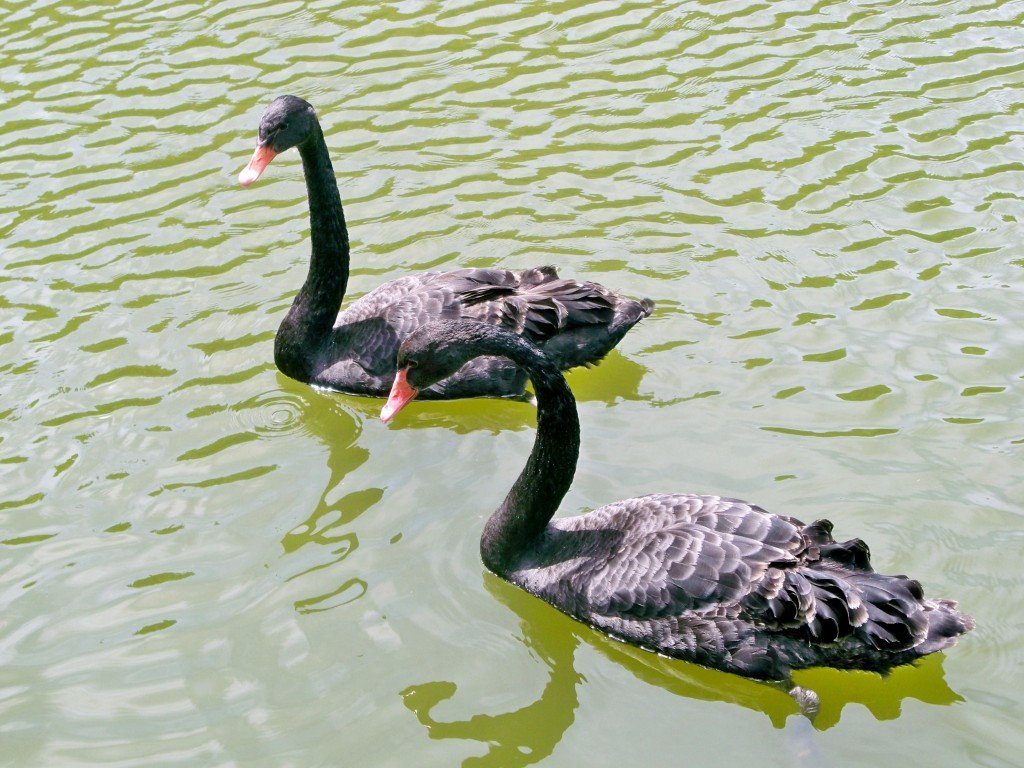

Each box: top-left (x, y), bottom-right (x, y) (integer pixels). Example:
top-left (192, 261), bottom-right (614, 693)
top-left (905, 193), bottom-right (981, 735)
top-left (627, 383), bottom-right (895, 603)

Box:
top-left (591, 620), bottom-right (964, 731)
top-left (402, 575), bottom-right (965, 767)
top-left (340, 349), bottom-right (652, 434)
top-left (562, 349), bottom-right (652, 407)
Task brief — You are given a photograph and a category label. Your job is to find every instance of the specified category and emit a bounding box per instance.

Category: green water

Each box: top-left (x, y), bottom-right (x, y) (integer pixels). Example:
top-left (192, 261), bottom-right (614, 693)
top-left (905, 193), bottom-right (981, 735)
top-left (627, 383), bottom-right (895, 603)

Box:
top-left (2, 1), bottom-right (1022, 765)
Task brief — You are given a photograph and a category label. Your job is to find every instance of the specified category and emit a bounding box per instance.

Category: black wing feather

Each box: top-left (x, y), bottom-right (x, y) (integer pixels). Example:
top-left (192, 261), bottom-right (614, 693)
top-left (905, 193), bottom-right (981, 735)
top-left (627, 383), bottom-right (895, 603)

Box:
top-left (318, 267), bottom-right (651, 394)
top-left (511, 494), bottom-right (972, 679)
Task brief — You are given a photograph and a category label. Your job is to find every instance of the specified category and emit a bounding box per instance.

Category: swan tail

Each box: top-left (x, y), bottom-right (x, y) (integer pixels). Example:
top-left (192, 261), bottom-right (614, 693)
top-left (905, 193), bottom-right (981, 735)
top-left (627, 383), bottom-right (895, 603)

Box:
top-left (455, 266), bottom-right (652, 368)
top-left (747, 567), bottom-right (869, 642)
top-left (915, 598), bottom-right (976, 654)
top-left (748, 516), bottom-right (973, 657)
top-left (807, 567), bottom-right (973, 656)
top-left (529, 281), bottom-right (652, 367)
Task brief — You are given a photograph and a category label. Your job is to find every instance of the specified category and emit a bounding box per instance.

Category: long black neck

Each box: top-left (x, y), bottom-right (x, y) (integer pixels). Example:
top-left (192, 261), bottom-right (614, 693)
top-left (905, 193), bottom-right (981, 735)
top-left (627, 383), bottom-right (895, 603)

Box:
top-left (274, 120), bottom-right (350, 381)
top-left (473, 329), bottom-right (581, 577)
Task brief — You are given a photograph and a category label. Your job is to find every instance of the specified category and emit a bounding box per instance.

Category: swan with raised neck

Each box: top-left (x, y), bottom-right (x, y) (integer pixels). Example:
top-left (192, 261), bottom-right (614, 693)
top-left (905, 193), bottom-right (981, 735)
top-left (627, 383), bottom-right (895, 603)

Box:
top-left (239, 96), bottom-right (654, 399)
top-left (381, 319), bottom-right (974, 699)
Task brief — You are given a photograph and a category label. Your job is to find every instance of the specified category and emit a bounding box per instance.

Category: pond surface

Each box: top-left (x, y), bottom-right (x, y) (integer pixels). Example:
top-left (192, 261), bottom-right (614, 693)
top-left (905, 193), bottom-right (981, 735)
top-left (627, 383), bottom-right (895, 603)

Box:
top-left (2, 1), bottom-right (1022, 766)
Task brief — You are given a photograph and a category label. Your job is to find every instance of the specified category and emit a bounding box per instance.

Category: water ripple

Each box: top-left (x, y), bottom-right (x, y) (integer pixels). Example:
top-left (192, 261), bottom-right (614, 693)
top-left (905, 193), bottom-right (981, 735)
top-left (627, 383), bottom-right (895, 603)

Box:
top-left (2, 0), bottom-right (1023, 765)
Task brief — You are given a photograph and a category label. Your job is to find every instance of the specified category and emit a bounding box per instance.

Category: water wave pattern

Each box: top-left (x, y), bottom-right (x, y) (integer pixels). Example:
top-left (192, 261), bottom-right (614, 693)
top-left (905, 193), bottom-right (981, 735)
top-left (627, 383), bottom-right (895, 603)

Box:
top-left (1, 0), bottom-right (1022, 766)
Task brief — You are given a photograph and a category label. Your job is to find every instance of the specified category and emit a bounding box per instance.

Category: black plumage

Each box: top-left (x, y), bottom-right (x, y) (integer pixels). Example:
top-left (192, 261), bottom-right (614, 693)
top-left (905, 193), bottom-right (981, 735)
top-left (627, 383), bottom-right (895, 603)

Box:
top-left (383, 320), bottom-right (974, 683)
top-left (239, 96), bottom-right (652, 398)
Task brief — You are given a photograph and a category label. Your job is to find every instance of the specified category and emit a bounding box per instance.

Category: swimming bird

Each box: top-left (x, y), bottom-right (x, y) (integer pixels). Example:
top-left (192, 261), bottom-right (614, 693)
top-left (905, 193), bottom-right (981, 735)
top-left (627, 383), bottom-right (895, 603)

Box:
top-left (380, 320), bottom-right (974, 711)
top-left (239, 95), bottom-right (652, 398)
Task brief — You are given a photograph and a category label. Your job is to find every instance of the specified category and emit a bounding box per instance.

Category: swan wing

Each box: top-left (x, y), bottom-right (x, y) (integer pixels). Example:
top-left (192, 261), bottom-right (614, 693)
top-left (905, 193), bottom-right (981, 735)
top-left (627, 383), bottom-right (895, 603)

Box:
top-left (555, 494), bottom-right (808, 621)
top-left (558, 496), bottom-right (950, 652)
top-left (334, 267), bottom-right (649, 375)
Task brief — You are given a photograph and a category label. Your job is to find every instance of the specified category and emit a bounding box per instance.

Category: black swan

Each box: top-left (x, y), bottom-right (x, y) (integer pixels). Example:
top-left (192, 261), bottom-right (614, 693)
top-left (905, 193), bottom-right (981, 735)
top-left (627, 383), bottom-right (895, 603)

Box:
top-left (239, 95), bottom-right (653, 398)
top-left (380, 320), bottom-right (974, 708)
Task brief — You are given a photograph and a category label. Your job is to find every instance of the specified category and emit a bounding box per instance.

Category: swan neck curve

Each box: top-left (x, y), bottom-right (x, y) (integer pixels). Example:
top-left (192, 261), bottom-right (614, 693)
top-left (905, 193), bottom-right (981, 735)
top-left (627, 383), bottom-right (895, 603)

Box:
top-left (478, 331), bottom-right (580, 576)
top-left (298, 121), bottom-right (350, 274)
top-left (275, 120), bottom-right (350, 381)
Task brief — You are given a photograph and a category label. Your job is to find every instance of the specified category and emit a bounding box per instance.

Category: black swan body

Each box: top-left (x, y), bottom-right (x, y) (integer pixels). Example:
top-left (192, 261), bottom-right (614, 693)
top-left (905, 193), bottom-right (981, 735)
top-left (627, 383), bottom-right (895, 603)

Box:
top-left (239, 95), bottom-right (653, 399)
top-left (381, 320), bottom-right (974, 686)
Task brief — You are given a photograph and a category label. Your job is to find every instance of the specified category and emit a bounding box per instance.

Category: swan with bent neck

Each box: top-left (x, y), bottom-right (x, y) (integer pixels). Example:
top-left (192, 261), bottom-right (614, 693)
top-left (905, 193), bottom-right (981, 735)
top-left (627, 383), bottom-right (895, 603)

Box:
top-left (381, 320), bottom-right (974, 707)
top-left (239, 95), bottom-right (652, 399)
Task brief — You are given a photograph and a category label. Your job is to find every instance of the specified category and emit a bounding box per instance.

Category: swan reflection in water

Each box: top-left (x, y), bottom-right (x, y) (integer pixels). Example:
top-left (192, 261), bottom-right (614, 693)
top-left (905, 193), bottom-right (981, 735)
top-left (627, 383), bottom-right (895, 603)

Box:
top-left (401, 575), bottom-right (965, 768)
top-left (275, 348), bottom-right (649, 614)
top-left (267, 384), bottom-right (374, 614)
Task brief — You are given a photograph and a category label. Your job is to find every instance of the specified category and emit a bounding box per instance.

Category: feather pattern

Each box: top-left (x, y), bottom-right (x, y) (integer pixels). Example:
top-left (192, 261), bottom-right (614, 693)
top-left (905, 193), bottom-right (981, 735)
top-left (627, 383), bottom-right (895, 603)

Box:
top-left (506, 493), bottom-right (973, 679)
top-left (319, 266), bottom-right (650, 397)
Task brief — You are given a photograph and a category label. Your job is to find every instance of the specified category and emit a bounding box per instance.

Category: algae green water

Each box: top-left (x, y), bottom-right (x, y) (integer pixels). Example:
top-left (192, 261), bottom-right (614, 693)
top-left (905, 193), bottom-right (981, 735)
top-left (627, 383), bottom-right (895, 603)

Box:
top-left (2, 1), bottom-right (1022, 765)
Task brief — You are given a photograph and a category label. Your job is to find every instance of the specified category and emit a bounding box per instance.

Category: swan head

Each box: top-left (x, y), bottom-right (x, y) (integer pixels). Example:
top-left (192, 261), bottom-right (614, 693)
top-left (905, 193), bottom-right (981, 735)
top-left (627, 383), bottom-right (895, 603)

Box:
top-left (381, 321), bottom-right (503, 422)
top-left (239, 95), bottom-right (318, 186)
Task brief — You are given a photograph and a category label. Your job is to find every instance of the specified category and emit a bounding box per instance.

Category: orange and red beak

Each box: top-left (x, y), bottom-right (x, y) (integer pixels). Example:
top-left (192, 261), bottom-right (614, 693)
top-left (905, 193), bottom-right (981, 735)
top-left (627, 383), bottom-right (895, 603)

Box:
top-left (238, 143), bottom-right (278, 186)
top-left (380, 369), bottom-right (419, 423)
